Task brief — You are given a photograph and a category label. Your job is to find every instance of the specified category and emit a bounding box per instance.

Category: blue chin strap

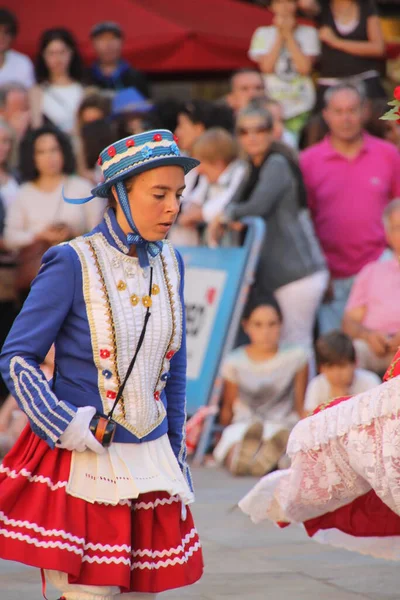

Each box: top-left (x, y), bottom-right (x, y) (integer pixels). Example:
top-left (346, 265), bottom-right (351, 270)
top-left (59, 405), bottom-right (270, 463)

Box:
top-left (115, 181), bottom-right (163, 269)
top-left (62, 181), bottom-right (163, 269)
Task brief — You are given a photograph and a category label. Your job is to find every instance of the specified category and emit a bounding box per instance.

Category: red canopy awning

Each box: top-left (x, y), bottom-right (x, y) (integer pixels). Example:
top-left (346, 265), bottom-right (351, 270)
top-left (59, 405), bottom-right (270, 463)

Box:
top-left (4, 0), bottom-right (272, 72)
top-left (7, 1), bottom-right (399, 73)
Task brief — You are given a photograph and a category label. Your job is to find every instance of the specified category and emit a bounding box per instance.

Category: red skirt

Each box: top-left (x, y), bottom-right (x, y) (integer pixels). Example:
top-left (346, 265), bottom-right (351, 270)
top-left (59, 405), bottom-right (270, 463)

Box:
top-left (0, 426), bottom-right (203, 593)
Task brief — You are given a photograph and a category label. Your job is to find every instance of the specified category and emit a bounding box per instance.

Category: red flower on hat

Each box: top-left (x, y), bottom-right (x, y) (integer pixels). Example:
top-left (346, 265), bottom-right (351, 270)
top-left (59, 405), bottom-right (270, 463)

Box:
top-left (126, 139), bottom-right (135, 148)
top-left (394, 86), bottom-right (400, 101)
top-left (108, 146), bottom-right (116, 157)
top-left (106, 390), bottom-right (117, 400)
top-left (97, 156), bottom-right (103, 166)
top-left (153, 133), bottom-right (162, 142)
top-left (173, 135), bottom-right (179, 143)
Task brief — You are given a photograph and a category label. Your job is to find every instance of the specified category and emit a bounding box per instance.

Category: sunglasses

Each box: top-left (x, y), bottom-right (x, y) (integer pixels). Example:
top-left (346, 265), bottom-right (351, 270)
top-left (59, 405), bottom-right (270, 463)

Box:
top-left (237, 125), bottom-right (270, 136)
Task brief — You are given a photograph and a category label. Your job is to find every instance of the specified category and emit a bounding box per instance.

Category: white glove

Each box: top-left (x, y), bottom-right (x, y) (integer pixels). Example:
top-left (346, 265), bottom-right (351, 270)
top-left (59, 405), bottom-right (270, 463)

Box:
top-left (56, 406), bottom-right (105, 454)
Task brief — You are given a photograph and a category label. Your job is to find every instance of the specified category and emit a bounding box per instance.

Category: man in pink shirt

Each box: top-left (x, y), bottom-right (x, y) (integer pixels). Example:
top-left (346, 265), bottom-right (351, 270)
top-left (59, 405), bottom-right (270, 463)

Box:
top-left (300, 83), bottom-right (400, 333)
top-left (343, 198), bottom-right (400, 374)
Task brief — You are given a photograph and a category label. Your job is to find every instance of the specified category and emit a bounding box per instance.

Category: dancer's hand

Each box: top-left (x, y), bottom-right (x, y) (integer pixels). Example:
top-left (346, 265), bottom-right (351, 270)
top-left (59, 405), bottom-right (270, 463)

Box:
top-left (56, 406), bottom-right (106, 454)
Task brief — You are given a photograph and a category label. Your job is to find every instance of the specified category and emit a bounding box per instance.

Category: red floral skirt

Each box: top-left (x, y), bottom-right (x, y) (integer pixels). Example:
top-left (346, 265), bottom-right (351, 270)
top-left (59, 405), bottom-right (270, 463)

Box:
top-left (0, 426), bottom-right (203, 593)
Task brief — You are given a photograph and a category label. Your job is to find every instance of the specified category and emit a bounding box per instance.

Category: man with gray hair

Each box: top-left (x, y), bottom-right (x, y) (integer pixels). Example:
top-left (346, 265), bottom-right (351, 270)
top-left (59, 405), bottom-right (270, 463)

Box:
top-left (342, 198), bottom-right (400, 374)
top-left (300, 83), bottom-right (400, 334)
top-left (0, 82), bottom-right (30, 140)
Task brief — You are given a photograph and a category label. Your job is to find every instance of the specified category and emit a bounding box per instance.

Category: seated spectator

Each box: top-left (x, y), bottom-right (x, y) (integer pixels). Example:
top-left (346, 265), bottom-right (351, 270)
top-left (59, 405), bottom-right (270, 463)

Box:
top-left (0, 83), bottom-right (30, 143)
top-left (86, 21), bottom-right (149, 97)
top-left (250, 96), bottom-right (297, 148)
top-left (225, 68), bottom-right (265, 114)
top-left (175, 128), bottom-right (247, 245)
top-left (342, 199), bottom-right (400, 375)
top-left (0, 9), bottom-right (35, 88)
top-left (30, 28), bottom-right (84, 135)
top-left (301, 84), bottom-right (400, 334)
top-left (4, 126), bottom-right (105, 293)
top-left (305, 331), bottom-right (380, 413)
top-left (248, 0), bottom-right (320, 136)
top-left (214, 296), bottom-right (309, 477)
top-left (209, 105), bottom-right (328, 350)
top-left (316, 0), bottom-right (386, 109)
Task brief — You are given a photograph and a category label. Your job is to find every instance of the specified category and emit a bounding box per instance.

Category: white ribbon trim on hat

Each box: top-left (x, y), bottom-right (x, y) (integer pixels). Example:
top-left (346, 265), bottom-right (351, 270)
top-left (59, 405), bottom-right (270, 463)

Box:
top-left (103, 141), bottom-right (175, 169)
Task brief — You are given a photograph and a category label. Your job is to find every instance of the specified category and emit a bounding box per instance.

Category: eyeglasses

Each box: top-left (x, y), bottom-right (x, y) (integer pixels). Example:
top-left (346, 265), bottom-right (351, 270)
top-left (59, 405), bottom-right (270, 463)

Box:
top-left (237, 125), bottom-right (270, 136)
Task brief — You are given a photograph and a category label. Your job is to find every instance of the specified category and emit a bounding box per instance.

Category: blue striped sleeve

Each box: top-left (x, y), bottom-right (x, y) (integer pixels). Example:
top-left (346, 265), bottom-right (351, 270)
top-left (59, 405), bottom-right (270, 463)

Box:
top-left (0, 244), bottom-right (78, 447)
top-left (165, 248), bottom-right (193, 492)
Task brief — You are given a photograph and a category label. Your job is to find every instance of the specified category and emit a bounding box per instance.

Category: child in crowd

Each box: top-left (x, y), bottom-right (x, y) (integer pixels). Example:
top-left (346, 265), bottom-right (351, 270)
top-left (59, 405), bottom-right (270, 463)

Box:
top-left (248, 0), bottom-right (320, 136)
top-left (304, 331), bottom-right (380, 413)
top-left (214, 296), bottom-right (309, 477)
top-left (175, 127), bottom-right (247, 245)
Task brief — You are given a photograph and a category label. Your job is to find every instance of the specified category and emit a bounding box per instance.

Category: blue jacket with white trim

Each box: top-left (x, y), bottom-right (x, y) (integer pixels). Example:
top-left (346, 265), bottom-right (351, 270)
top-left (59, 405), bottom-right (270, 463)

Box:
top-left (0, 209), bottom-right (192, 490)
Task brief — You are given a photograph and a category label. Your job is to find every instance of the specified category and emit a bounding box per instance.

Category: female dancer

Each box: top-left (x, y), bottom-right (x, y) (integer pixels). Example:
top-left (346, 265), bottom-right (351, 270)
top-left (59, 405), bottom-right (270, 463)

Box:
top-left (0, 129), bottom-right (204, 599)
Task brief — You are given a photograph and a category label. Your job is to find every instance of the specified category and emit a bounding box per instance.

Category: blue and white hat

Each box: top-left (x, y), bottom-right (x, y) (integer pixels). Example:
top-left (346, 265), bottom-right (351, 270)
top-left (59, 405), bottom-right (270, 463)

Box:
top-left (93, 129), bottom-right (198, 198)
top-left (63, 129), bottom-right (199, 269)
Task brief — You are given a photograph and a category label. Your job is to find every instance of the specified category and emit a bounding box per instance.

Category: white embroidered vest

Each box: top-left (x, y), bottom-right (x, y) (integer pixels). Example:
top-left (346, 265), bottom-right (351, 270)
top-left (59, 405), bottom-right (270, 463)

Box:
top-left (70, 233), bottom-right (182, 439)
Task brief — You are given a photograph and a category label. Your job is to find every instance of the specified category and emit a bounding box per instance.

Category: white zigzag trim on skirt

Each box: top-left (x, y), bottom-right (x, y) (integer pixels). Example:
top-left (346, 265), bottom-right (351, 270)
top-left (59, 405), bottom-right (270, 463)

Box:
top-left (0, 510), bottom-right (131, 554)
top-left (0, 465), bottom-right (131, 506)
top-left (0, 465), bottom-right (67, 491)
top-left (131, 528), bottom-right (197, 558)
top-left (133, 495), bottom-right (180, 511)
top-left (131, 540), bottom-right (201, 570)
top-left (84, 542), bottom-right (131, 553)
top-left (0, 511), bottom-right (84, 545)
top-left (0, 528), bottom-right (84, 555)
top-left (82, 555), bottom-right (131, 565)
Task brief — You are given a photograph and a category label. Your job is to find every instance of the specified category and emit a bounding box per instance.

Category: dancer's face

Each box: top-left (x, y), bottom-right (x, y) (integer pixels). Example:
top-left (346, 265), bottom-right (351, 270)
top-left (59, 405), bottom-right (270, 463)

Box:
top-left (114, 166), bottom-right (185, 242)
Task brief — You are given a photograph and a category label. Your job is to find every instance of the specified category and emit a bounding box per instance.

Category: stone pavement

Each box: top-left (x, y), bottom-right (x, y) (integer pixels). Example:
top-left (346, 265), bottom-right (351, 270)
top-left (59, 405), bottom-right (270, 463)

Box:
top-left (1, 467), bottom-right (400, 600)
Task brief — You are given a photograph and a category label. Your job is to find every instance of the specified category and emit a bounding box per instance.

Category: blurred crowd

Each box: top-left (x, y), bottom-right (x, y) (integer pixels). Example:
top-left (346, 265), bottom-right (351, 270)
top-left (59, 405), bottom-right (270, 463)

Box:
top-left (0, 1), bottom-right (400, 466)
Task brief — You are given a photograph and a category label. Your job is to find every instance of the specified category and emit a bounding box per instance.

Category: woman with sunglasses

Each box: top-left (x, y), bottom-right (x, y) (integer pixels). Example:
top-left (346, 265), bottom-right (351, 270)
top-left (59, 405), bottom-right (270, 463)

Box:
top-left (0, 129), bottom-right (203, 600)
top-left (210, 105), bottom-right (328, 352)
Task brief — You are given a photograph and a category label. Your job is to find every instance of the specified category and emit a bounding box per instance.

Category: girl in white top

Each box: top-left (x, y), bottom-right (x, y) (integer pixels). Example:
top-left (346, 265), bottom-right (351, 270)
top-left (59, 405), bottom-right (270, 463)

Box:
top-left (214, 296), bottom-right (309, 477)
top-left (30, 28), bottom-right (84, 135)
top-left (4, 126), bottom-right (105, 252)
top-left (249, 0), bottom-right (320, 135)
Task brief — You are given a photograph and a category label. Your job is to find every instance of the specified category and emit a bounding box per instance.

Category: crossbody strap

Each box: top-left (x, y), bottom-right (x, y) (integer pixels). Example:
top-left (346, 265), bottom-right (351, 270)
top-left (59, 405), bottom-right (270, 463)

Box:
top-left (107, 266), bottom-right (154, 420)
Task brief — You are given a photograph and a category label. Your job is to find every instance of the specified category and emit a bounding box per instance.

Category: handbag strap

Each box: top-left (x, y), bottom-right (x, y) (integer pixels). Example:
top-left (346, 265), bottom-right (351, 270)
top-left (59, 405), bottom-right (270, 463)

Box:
top-left (107, 266), bottom-right (153, 420)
